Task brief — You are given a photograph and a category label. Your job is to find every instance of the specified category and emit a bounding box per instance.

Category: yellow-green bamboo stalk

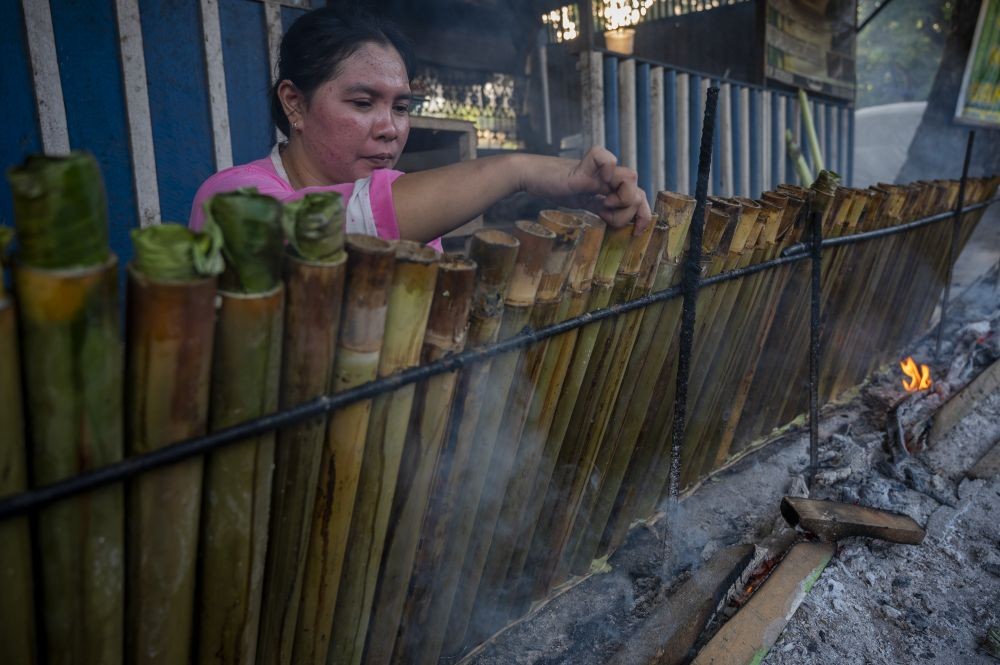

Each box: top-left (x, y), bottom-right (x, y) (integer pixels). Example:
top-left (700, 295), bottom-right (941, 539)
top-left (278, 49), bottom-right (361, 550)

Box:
top-left (198, 190), bottom-right (285, 665)
top-left (364, 257), bottom-right (476, 665)
top-left (786, 129), bottom-right (813, 186)
top-left (524, 221), bottom-right (643, 599)
top-left (294, 235), bottom-right (395, 665)
top-left (565, 191), bottom-right (695, 571)
top-left (390, 231), bottom-right (518, 665)
top-left (9, 152), bottom-right (123, 665)
top-left (464, 210), bottom-right (583, 645)
top-left (798, 88), bottom-right (825, 172)
top-left (0, 228), bottom-right (37, 665)
top-left (501, 211), bottom-right (607, 619)
top-left (441, 221), bottom-right (555, 658)
top-left (329, 242), bottom-right (439, 665)
top-left (125, 223), bottom-right (221, 665)
top-left (257, 194), bottom-right (347, 665)
top-left (559, 217), bottom-right (670, 580)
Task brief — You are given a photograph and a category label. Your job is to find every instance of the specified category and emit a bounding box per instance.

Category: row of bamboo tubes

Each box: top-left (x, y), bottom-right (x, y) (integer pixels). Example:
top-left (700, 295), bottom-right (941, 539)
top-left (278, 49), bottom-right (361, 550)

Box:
top-left (0, 151), bottom-right (996, 665)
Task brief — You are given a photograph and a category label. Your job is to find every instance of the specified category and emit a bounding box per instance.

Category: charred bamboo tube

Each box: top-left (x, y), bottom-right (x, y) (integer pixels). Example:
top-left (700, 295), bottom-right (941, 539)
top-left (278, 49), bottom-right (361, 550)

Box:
top-left (294, 235), bottom-right (395, 665)
top-left (9, 152), bottom-right (124, 665)
top-left (391, 231), bottom-right (519, 665)
top-left (363, 257), bottom-right (476, 665)
top-left (440, 221), bottom-right (555, 658)
top-left (464, 210), bottom-right (583, 644)
top-left (521, 222), bottom-right (634, 601)
top-left (584, 192), bottom-right (696, 558)
top-left (559, 217), bottom-right (671, 578)
top-left (532, 220), bottom-right (657, 593)
top-left (198, 190), bottom-right (285, 665)
top-left (329, 242), bottom-right (439, 665)
top-left (0, 229), bottom-right (36, 665)
top-left (498, 212), bottom-right (607, 619)
top-left (257, 193), bottom-right (347, 665)
top-left (125, 221), bottom-right (223, 665)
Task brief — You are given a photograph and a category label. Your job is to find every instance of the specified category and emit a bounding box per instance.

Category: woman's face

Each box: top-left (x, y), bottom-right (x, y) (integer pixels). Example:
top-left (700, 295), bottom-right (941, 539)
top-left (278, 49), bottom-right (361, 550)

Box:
top-left (299, 42), bottom-right (411, 184)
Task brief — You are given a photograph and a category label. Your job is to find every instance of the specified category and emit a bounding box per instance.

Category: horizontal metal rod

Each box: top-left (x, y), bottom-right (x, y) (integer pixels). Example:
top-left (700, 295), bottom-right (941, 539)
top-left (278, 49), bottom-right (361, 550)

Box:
top-left (781, 196), bottom-right (999, 258)
top-left (1, 193), bottom-right (995, 520)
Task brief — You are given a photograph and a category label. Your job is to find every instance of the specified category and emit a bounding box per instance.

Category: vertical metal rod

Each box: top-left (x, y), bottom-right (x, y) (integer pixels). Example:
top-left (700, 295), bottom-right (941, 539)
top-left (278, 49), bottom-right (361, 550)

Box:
top-left (808, 206), bottom-right (823, 488)
top-left (935, 130), bottom-right (976, 358)
top-left (668, 86), bottom-right (719, 501)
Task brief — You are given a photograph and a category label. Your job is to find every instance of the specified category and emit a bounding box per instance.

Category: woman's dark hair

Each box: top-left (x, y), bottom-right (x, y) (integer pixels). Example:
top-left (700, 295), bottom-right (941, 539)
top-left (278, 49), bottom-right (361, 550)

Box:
top-left (269, 8), bottom-right (416, 136)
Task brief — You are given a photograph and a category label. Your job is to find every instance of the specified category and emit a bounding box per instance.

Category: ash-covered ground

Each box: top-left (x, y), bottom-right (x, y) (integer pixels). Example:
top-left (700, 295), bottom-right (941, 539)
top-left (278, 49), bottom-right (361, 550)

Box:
top-left (465, 264), bottom-right (1000, 664)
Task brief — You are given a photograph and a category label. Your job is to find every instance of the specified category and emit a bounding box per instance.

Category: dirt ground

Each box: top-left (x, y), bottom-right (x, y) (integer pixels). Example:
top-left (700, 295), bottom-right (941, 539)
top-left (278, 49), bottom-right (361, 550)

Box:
top-left (465, 227), bottom-right (1000, 664)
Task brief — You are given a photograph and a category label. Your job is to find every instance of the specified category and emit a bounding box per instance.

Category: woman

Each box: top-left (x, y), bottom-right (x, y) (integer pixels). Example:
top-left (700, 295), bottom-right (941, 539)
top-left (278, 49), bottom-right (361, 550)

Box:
top-left (188, 8), bottom-right (651, 243)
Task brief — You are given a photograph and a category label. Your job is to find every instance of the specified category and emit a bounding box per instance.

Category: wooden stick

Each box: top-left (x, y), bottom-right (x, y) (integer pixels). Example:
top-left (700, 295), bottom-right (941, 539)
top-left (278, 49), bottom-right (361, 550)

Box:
top-left (125, 269), bottom-right (216, 665)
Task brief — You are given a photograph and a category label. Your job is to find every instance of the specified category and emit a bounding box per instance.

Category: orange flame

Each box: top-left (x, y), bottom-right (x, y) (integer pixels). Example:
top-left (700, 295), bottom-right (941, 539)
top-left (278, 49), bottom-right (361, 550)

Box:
top-left (900, 357), bottom-right (932, 392)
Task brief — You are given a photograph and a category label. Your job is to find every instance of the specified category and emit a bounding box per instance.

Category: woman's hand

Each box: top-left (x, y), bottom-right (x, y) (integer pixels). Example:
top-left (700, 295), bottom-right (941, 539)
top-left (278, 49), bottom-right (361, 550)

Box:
top-left (521, 147), bottom-right (653, 234)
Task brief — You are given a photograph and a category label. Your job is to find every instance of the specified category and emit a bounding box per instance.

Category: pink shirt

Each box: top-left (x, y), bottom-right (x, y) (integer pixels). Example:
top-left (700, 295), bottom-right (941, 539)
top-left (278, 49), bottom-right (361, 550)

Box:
top-left (188, 150), bottom-right (443, 251)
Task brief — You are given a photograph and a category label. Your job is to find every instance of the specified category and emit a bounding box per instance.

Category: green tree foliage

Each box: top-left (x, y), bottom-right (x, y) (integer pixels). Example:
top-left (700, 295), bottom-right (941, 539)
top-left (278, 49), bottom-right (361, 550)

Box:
top-left (857, 0), bottom-right (955, 107)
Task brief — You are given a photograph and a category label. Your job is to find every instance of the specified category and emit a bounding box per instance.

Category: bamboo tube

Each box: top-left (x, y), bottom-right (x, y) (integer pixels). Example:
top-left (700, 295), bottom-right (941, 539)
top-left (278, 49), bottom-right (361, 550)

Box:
top-left (391, 230), bottom-right (518, 665)
top-left (125, 254), bottom-right (219, 665)
top-left (328, 242), bottom-right (439, 665)
top-left (364, 257), bottom-right (476, 665)
top-left (559, 216), bottom-right (674, 578)
top-left (518, 222), bottom-right (635, 602)
top-left (198, 191), bottom-right (285, 665)
top-left (786, 130), bottom-right (813, 185)
top-left (498, 212), bottom-right (608, 619)
top-left (440, 220), bottom-right (555, 658)
top-left (257, 194), bottom-right (347, 665)
top-left (463, 211), bottom-right (583, 644)
top-left (528, 220), bottom-right (656, 594)
top-left (798, 89), bottom-right (825, 172)
top-left (9, 152), bottom-right (123, 665)
top-left (583, 192), bottom-right (696, 559)
top-left (0, 230), bottom-right (37, 665)
top-left (294, 235), bottom-right (395, 665)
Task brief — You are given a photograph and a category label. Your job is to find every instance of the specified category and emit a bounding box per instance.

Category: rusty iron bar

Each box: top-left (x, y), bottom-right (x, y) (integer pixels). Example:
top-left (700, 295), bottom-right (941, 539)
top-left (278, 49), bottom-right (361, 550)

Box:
top-left (667, 86), bottom-right (719, 501)
top-left (936, 130), bottom-right (976, 358)
top-left (808, 206), bottom-right (823, 488)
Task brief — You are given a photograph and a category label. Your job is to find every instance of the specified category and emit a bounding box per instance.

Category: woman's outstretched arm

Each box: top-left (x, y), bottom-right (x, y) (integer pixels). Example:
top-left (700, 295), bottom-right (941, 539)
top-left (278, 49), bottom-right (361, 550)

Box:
top-left (391, 146), bottom-right (652, 243)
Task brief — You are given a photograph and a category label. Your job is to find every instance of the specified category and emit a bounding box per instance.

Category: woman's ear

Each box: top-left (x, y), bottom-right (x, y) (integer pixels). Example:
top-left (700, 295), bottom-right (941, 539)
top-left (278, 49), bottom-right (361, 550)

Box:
top-left (277, 80), bottom-right (306, 130)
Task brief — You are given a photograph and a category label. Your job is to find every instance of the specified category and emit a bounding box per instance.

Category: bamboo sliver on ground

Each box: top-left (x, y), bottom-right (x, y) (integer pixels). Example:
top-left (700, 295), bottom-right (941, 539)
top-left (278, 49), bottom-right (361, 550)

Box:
top-left (328, 241), bottom-right (439, 665)
top-left (390, 230), bottom-right (518, 665)
top-left (8, 152), bottom-right (124, 665)
top-left (440, 220), bottom-right (556, 658)
top-left (0, 230), bottom-right (36, 665)
top-left (364, 257), bottom-right (476, 665)
top-left (294, 235), bottom-right (395, 665)
top-left (258, 193), bottom-right (347, 665)
top-left (464, 210), bottom-right (584, 645)
top-left (198, 190), bottom-right (285, 665)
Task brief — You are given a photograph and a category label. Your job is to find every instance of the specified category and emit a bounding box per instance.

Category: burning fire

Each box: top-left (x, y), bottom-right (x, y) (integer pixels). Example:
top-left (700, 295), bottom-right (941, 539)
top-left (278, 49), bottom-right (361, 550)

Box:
top-left (900, 357), bottom-right (932, 392)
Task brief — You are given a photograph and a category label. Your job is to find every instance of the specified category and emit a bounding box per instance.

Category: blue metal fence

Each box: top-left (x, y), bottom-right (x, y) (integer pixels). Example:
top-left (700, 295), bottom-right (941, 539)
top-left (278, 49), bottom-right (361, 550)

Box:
top-left (582, 52), bottom-right (855, 203)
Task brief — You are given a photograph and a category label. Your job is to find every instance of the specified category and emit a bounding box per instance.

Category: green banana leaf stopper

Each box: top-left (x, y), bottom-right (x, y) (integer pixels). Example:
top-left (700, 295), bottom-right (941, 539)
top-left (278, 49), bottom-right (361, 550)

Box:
top-left (282, 192), bottom-right (346, 262)
top-left (6, 152), bottom-right (110, 269)
top-left (204, 188), bottom-right (283, 294)
top-left (131, 221), bottom-right (225, 282)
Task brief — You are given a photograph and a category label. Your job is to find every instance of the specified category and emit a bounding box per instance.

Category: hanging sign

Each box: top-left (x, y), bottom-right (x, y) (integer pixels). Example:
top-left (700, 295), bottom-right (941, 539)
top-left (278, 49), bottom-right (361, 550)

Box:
top-left (955, 0), bottom-right (1000, 128)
